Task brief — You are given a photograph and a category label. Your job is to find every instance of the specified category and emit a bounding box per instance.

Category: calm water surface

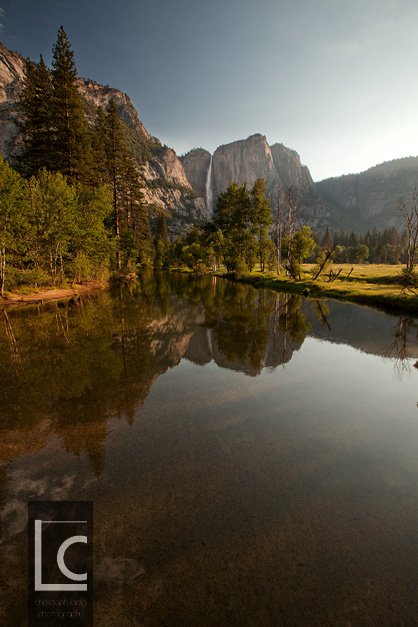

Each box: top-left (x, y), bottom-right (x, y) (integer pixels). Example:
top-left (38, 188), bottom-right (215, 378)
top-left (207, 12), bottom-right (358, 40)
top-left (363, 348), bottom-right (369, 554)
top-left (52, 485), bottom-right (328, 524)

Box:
top-left (1, 272), bottom-right (418, 626)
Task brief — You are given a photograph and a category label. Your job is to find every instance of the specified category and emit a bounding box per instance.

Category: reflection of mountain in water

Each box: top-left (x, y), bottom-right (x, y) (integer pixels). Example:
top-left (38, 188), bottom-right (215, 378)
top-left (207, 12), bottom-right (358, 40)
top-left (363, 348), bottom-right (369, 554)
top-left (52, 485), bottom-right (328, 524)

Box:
top-left (1, 271), bottom-right (418, 475)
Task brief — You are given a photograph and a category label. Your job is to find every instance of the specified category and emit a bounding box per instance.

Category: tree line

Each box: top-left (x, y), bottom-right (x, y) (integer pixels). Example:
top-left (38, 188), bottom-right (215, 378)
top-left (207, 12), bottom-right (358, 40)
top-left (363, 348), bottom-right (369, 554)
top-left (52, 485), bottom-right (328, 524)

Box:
top-left (161, 181), bottom-right (417, 278)
top-left (1, 27), bottom-right (155, 295)
top-left (315, 225), bottom-right (409, 265)
top-left (155, 179), bottom-right (317, 279)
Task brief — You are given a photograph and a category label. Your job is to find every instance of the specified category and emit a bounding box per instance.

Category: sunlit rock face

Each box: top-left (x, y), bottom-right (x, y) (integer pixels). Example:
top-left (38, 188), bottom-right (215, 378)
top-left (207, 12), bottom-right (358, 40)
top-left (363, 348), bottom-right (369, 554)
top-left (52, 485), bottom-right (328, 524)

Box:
top-left (212, 134), bottom-right (279, 200)
top-left (0, 42), bottom-right (25, 103)
top-left (181, 134), bottom-right (333, 230)
top-left (0, 43), bottom-right (26, 162)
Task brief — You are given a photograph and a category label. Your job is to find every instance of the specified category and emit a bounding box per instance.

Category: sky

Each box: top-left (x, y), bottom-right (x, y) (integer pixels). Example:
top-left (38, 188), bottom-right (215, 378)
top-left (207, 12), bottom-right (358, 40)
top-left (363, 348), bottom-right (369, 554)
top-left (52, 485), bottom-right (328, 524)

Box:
top-left (1, 0), bottom-right (417, 181)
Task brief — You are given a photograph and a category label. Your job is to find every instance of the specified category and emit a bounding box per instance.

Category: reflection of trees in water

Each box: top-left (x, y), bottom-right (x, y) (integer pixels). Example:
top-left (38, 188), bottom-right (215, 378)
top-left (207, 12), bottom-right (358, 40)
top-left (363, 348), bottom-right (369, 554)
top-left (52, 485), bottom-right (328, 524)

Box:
top-left (312, 300), bottom-right (331, 331)
top-left (386, 316), bottom-right (418, 377)
top-left (0, 273), bottom-right (227, 473)
top-left (0, 276), bottom-right (317, 469)
top-left (3, 271), bottom-right (418, 477)
top-left (212, 287), bottom-right (311, 374)
top-left (272, 294), bottom-right (311, 366)
top-left (0, 275), bottom-right (336, 475)
top-left (0, 291), bottom-right (153, 473)
top-left (214, 284), bottom-right (271, 372)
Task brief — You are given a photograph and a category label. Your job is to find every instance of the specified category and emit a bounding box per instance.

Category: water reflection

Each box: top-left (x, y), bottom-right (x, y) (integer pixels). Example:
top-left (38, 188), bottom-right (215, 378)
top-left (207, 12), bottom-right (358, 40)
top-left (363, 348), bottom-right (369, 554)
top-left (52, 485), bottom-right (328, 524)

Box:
top-left (2, 272), bottom-right (418, 626)
top-left (1, 273), bottom-right (418, 474)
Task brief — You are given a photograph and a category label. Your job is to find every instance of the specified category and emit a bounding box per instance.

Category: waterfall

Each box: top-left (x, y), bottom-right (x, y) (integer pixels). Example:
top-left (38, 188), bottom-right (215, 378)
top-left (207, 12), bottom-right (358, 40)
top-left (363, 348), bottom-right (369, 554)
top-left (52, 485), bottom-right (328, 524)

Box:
top-left (205, 154), bottom-right (213, 213)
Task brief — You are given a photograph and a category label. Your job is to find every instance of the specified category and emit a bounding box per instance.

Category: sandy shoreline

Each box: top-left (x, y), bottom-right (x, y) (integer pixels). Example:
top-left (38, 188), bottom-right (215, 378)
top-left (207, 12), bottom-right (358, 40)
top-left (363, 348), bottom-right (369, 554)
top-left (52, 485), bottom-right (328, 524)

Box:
top-left (0, 282), bottom-right (107, 307)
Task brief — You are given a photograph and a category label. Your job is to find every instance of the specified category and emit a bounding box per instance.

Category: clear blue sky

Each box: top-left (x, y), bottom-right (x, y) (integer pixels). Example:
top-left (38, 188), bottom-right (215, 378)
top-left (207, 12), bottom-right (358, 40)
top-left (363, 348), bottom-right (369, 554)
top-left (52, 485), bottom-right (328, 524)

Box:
top-left (1, 0), bottom-right (417, 181)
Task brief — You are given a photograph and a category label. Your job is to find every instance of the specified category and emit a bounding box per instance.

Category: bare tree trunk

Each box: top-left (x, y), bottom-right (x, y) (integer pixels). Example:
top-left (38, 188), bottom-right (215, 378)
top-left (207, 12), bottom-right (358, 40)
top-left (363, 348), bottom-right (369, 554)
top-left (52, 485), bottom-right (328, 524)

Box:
top-left (312, 246), bottom-right (336, 280)
top-left (398, 187), bottom-right (418, 271)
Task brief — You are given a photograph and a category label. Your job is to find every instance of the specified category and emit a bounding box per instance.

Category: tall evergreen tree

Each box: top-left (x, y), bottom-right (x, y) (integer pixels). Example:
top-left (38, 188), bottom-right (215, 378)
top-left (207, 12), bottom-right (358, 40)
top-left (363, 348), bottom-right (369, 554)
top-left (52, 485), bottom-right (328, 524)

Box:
top-left (90, 106), bottom-right (109, 186)
top-left (154, 213), bottom-right (169, 268)
top-left (103, 98), bottom-right (152, 270)
top-left (250, 178), bottom-right (272, 271)
top-left (321, 225), bottom-right (333, 249)
top-left (214, 182), bottom-right (255, 272)
top-left (18, 55), bottom-right (54, 175)
top-left (51, 26), bottom-right (90, 180)
top-left (104, 98), bottom-right (125, 268)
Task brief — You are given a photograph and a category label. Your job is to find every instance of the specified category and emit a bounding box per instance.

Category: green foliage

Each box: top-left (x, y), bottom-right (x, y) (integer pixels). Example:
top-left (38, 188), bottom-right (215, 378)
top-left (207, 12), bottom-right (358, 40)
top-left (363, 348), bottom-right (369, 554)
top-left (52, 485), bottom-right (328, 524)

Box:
top-left (312, 249), bottom-right (333, 280)
top-left (0, 158), bottom-right (27, 295)
top-left (214, 181), bottom-right (257, 273)
top-left (356, 244), bottom-right (369, 264)
top-left (18, 55), bottom-right (54, 176)
top-left (120, 121), bottom-right (166, 165)
top-left (0, 163), bottom-right (114, 291)
top-left (289, 226), bottom-right (316, 279)
top-left (321, 227), bottom-right (405, 265)
top-left (399, 267), bottom-right (418, 296)
top-left (251, 177), bottom-right (272, 271)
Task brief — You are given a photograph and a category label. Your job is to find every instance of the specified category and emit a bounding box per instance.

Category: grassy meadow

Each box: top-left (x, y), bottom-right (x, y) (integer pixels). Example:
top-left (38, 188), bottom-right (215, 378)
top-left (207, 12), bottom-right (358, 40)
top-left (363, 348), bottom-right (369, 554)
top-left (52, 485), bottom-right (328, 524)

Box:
top-left (224, 264), bottom-right (418, 315)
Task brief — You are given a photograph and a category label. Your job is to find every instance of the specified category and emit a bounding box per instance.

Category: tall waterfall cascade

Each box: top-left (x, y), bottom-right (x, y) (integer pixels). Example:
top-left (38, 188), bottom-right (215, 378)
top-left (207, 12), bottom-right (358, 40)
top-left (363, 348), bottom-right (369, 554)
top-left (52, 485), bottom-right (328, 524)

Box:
top-left (205, 155), bottom-right (213, 213)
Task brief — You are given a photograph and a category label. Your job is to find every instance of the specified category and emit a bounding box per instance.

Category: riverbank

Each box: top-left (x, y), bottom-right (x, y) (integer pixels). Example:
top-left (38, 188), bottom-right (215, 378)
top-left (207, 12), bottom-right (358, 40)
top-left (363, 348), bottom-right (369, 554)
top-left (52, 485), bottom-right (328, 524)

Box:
top-left (172, 264), bottom-right (418, 315)
top-left (220, 264), bottom-right (418, 315)
top-left (0, 281), bottom-right (107, 308)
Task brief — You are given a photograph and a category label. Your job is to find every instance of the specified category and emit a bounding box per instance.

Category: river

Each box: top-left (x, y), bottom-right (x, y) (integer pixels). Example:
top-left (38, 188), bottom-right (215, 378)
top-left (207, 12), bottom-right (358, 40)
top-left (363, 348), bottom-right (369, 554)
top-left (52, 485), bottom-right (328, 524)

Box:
top-left (1, 271), bottom-right (418, 626)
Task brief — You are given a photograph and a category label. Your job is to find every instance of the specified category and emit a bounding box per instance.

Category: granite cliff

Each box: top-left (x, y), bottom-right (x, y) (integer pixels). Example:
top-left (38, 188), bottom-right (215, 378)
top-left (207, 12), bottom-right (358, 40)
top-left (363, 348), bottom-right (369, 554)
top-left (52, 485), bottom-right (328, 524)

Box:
top-left (0, 42), bottom-right (209, 236)
top-left (181, 134), bottom-right (339, 231)
top-left (0, 42), bottom-right (25, 161)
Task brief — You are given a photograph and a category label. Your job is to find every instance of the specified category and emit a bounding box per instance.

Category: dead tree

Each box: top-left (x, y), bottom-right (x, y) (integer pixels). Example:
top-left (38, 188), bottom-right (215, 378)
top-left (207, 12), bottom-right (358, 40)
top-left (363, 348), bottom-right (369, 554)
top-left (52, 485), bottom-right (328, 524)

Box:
top-left (398, 187), bottom-right (418, 271)
top-left (312, 245), bottom-right (336, 280)
top-left (285, 184), bottom-right (300, 242)
top-left (281, 184), bottom-right (300, 277)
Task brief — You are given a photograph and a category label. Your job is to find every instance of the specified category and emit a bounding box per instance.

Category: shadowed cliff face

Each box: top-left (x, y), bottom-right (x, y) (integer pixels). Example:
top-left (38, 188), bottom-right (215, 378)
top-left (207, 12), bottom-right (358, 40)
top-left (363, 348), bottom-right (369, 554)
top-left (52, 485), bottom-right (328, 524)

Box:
top-left (317, 157), bottom-right (418, 231)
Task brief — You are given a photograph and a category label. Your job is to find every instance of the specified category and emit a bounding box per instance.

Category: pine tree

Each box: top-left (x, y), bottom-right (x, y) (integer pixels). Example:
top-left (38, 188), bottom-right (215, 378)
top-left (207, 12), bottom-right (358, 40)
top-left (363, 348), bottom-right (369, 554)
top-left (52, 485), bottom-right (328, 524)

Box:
top-left (104, 98), bottom-right (127, 268)
top-left (250, 178), bottom-right (272, 271)
top-left (103, 98), bottom-right (152, 270)
top-left (154, 213), bottom-right (169, 268)
top-left (214, 181), bottom-right (255, 272)
top-left (321, 225), bottom-right (333, 249)
top-left (51, 26), bottom-right (90, 180)
top-left (18, 55), bottom-right (54, 176)
top-left (121, 155), bottom-right (153, 267)
top-left (90, 106), bottom-right (109, 186)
